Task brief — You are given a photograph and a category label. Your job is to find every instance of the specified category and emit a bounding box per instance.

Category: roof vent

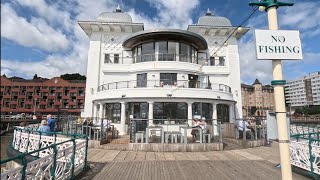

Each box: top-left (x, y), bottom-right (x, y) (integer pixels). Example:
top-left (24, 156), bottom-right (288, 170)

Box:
top-left (115, 4), bottom-right (122, 12)
top-left (206, 8), bottom-right (212, 16)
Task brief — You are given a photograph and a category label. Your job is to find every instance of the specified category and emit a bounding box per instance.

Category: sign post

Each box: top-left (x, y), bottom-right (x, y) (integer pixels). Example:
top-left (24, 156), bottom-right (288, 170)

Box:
top-left (249, 1), bottom-right (298, 180)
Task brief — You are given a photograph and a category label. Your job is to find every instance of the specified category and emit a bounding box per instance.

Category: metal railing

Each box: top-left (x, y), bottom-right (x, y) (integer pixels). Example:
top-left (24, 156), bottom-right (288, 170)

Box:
top-left (134, 53), bottom-right (196, 63)
top-left (97, 80), bottom-right (232, 93)
top-left (129, 119), bottom-right (222, 144)
top-left (290, 130), bottom-right (320, 178)
top-left (0, 128), bottom-right (88, 180)
top-left (234, 119), bottom-right (267, 141)
top-left (57, 116), bottom-right (118, 142)
top-left (290, 124), bottom-right (320, 136)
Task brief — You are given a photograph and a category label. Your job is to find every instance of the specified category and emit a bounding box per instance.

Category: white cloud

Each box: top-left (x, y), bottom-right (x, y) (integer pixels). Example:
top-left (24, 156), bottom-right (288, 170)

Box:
top-left (1, 3), bottom-right (69, 52)
top-left (15, 0), bottom-right (74, 31)
top-left (0, 0), bottom-right (120, 78)
top-left (144, 0), bottom-right (200, 29)
top-left (279, 1), bottom-right (320, 38)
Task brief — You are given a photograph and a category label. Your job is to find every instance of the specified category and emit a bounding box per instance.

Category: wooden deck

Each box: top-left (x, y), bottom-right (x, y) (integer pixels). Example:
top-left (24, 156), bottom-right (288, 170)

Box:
top-left (87, 143), bottom-right (308, 180)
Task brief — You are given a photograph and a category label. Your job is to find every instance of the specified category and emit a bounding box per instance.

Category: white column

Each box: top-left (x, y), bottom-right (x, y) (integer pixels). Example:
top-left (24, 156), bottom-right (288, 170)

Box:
top-left (187, 102), bottom-right (193, 126)
top-left (229, 104), bottom-right (234, 123)
top-left (120, 102), bottom-right (126, 135)
top-left (148, 101), bottom-right (154, 125)
top-left (212, 103), bottom-right (218, 136)
top-left (93, 103), bottom-right (98, 118)
top-left (99, 103), bottom-right (104, 119)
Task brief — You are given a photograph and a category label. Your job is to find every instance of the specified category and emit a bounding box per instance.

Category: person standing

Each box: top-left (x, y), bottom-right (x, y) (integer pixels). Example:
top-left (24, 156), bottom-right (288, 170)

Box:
top-left (47, 114), bottom-right (55, 132)
top-left (38, 120), bottom-right (50, 136)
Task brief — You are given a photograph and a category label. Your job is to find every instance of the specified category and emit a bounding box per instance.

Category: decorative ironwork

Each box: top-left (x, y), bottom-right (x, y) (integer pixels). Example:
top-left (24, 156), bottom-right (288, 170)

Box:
top-left (1, 128), bottom-right (88, 180)
top-left (290, 130), bottom-right (320, 178)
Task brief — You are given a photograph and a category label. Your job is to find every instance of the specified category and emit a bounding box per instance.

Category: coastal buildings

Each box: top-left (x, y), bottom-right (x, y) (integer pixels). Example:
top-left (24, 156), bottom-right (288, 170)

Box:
top-left (241, 79), bottom-right (274, 118)
top-left (284, 71), bottom-right (320, 107)
top-left (79, 7), bottom-right (249, 135)
top-left (0, 75), bottom-right (86, 115)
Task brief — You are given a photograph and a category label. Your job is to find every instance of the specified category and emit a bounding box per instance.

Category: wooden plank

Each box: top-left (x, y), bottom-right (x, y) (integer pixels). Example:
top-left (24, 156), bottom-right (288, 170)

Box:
top-left (87, 148), bottom-right (101, 157)
top-left (225, 150), bottom-right (280, 180)
top-left (163, 152), bottom-right (175, 160)
top-left (145, 152), bottom-right (156, 160)
top-left (135, 151), bottom-right (146, 161)
top-left (232, 149), bottom-right (264, 161)
top-left (154, 152), bottom-right (166, 160)
top-left (99, 150), bottom-right (120, 162)
top-left (89, 149), bottom-right (107, 162)
top-left (114, 151), bottom-right (129, 161)
top-left (173, 152), bottom-right (189, 160)
top-left (192, 152), bottom-right (210, 160)
top-left (93, 162), bottom-right (117, 180)
top-left (184, 152), bottom-right (198, 160)
top-left (124, 151), bottom-right (137, 161)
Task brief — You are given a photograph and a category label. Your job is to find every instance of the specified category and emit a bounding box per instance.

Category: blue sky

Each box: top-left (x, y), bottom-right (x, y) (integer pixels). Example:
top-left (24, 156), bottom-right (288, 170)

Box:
top-left (1, 0), bottom-right (319, 85)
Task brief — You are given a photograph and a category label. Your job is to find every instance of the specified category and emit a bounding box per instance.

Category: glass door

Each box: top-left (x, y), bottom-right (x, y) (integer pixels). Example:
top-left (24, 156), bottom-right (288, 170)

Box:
top-left (137, 73), bottom-right (147, 87)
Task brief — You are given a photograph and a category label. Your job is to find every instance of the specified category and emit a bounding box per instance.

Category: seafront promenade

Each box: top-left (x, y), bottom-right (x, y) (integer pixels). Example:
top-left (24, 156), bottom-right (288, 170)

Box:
top-left (85, 143), bottom-right (308, 180)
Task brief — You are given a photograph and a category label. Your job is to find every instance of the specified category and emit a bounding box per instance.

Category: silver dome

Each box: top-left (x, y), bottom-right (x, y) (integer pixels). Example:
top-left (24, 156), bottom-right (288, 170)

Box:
top-left (197, 9), bottom-right (232, 26)
top-left (96, 6), bottom-right (132, 23)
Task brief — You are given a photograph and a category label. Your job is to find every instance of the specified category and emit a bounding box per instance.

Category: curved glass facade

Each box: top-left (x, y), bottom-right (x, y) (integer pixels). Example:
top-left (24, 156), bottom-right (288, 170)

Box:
top-left (132, 41), bottom-right (198, 63)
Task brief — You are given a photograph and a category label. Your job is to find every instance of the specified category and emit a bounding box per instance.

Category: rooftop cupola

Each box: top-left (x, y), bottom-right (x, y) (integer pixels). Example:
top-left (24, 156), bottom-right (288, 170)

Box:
top-left (96, 5), bottom-right (132, 23)
top-left (197, 8), bottom-right (232, 26)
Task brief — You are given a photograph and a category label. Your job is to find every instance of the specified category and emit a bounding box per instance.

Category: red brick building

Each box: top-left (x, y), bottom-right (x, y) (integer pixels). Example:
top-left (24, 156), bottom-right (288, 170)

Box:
top-left (0, 75), bottom-right (86, 115)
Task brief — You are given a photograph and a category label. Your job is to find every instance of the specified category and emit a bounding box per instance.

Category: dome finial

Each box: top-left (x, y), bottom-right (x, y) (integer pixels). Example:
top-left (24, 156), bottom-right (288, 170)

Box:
top-left (206, 8), bottom-right (212, 16)
top-left (116, 4), bottom-right (122, 12)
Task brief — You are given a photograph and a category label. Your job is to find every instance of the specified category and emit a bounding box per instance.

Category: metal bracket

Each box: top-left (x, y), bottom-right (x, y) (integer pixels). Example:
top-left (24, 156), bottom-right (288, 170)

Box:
top-left (275, 112), bottom-right (287, 114)
top-left (275, 139), bottom-right (290, 143)
top-left (271, 80), bottom-right (286, 85)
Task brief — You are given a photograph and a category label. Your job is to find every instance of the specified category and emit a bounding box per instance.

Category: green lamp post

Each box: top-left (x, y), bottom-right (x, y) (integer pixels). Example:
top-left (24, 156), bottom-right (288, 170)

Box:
top-left (249, 1), bottom-right (294, 180)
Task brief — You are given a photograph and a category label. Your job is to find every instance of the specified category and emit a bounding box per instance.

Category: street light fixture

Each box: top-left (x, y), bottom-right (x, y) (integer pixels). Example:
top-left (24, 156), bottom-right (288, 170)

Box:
top-left (249, 1), bottom-right (294, 180)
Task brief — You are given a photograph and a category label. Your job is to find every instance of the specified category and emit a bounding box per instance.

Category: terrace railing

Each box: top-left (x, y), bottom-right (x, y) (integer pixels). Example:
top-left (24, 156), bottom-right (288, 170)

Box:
top-left (97, 80), bottom-right (232, 93)
top-left (0, 128), bottom-right (88, 180)
top-left (129, 119), bottom-right (223, 144)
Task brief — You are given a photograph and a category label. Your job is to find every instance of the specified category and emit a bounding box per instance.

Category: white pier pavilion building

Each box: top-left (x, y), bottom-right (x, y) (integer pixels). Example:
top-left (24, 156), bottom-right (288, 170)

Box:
top-left (79, 7), bottom-right (248, 135)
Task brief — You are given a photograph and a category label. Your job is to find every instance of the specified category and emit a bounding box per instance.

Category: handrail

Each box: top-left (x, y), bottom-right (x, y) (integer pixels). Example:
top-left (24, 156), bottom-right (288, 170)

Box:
top-left (97, 79), bottom-right (232, 93)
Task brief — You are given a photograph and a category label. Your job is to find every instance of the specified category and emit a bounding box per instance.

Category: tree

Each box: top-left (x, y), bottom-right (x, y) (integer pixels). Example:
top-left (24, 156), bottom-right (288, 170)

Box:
top-left (60, 73), bottom-right (86, 80)
top-left (33, 74), bottom-right (38, 79)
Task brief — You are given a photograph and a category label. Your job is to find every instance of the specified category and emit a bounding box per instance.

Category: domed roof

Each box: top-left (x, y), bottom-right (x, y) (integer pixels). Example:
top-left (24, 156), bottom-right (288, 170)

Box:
top-left (96, 5), bottom-right (132, 23)
top-left (197, 8), bottom-right (232, 26)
